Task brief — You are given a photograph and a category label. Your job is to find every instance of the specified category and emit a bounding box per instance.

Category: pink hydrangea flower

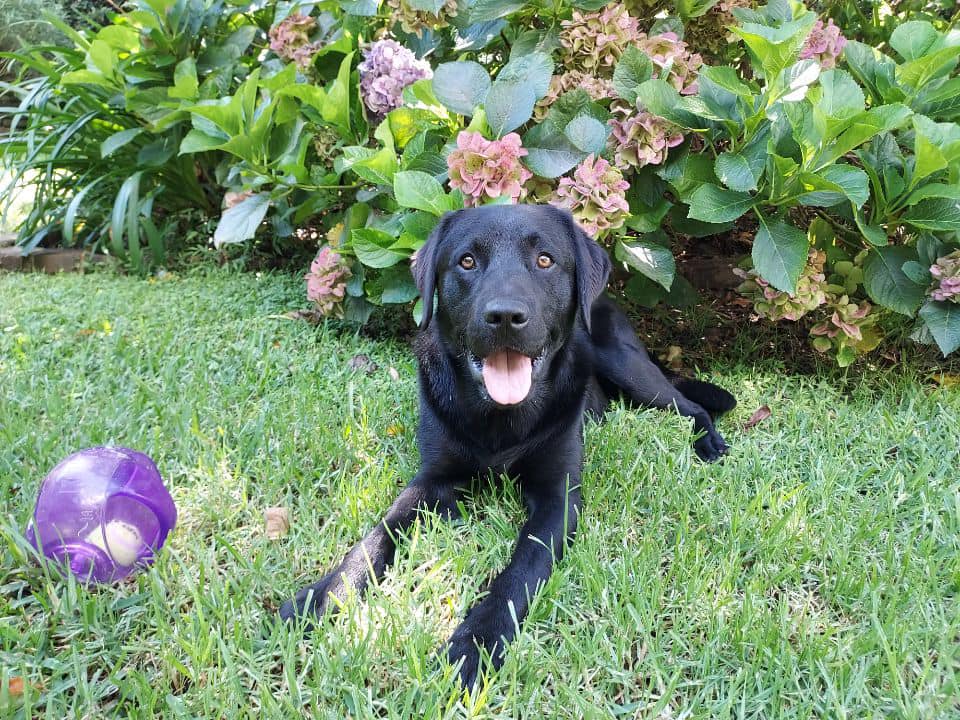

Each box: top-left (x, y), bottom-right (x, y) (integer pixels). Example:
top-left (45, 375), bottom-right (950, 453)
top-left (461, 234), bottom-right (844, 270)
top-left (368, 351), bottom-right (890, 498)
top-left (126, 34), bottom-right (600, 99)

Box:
top-left (930, 249), bottom-right (960, 303)
top-left (550, 155), bottom-right (630, 236)
top-left (269, 13), bottom-right (322, 70)
top-left (637, 32), bottom-right (703, 95)
top-left (446, 131), bottom-right (533, 207)
top-left (734, 250), bottom-right (828, 322)
top-left (800, 19), bottom-right (847, 69)
top-left (608, 109), bottom-right (684, 170)
top-left (534, 71), bottom-right (615, 121)
top-left (305, 246), bottom-right (351, 316)
top-left (560, 5), bottom-right (641, 74)
top-left (358, 39), bottom-right (432, 117)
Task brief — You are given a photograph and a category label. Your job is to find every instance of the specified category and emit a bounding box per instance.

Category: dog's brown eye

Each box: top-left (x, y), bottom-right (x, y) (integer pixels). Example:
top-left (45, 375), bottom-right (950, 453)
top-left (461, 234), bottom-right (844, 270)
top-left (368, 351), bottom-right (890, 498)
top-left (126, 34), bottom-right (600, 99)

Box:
top-left (459, 254), bottom-right (476, 270)
top-left (537, 253), bottom-right (554, 269)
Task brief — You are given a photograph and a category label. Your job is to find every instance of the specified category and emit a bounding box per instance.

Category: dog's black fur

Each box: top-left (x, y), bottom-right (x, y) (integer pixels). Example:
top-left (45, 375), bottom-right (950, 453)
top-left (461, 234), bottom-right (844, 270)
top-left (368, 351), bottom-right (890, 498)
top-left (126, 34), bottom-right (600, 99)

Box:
top-left (280, 204), bottom-right (736, 688)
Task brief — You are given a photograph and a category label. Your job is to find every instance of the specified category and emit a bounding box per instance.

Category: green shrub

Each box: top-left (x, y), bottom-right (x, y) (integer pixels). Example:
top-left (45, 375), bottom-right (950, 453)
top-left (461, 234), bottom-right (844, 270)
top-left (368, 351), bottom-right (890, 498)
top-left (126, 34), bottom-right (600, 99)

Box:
top-left (3, 0), bottom-right (960, 361)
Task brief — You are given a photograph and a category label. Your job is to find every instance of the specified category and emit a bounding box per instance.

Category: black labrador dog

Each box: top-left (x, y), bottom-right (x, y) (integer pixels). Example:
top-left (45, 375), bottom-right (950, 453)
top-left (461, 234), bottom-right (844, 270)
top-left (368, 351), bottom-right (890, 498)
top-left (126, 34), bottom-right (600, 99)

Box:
top-left (280, 204), bottom-right (735, 687)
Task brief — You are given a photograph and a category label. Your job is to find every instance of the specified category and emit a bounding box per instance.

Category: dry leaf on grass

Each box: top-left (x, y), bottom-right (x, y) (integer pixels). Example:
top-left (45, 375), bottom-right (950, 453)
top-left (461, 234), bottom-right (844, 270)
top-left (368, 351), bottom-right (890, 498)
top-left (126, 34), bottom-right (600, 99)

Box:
top-left (348, 354), bottom-right (378, 374)
top-left (388, 367), bottom-right (400, 382)
top-left (928, 372), bottom-right (960, 387)
top-left (264, 507), bottom-right (290, 540)
top-left (6, 676), bottom-right (42, 696)
top-left (743, 405), bottom-right (772, 431)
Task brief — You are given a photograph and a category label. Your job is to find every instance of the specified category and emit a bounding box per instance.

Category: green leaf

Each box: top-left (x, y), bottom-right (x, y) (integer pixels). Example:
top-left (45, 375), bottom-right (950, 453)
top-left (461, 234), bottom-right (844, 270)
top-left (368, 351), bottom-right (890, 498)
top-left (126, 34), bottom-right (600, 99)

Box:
top-left (901, 260), bottom-right (930, 285)
top-left (816, 104), bottom-right (913, 168)
top-left (496, 52), bottom-right (553, 100)
top-left (863, 246), bottom-right (926, 315)
top-left (902, 184), bottom-right (960, 207)
top-left (687, 184), bottom-right (754, 223)
top-left (101, 128), bottom-right (142, 159)
top-left (815, 69), bottom-right (864, 118)
top-left (169, 57), bottom-right (198, 100)
top-left (466, 0), bottom-right (526, 22)
top-left (432, 62), bottom-right (491, 116)
top-left (897, 46), bottom-right (960, 92)
top-left (408, 0), bottom-right (445, 12)
top-left (351, 228), bottom-right (409, 268)
top-left (919, 300), bottom-right (960, 355)
top-left (400, 210), bottom-right (438, 241)
top-left (634, 79), bottom-right (709, 130)
top-left (338, 0), bottom-right (379, 15)
top-left (730, 15), bottom-right (816, 80)
top-left (715, 152), bottom-right (758, 192)
top-left (612, 45), bottom-right (653, 105)
top-left (843, 41), bottom-right (899, 104)
top-left (751, 215), bottom-right (808, 293)
top-left (615, 238), bottom-right (676, 290)
top-left (179, 129), bottom-right (226, 155)
top-left (213, 192), bottom-right (270, 247)
top-left (563, 115), bottom-right (607, 154)
top-left (797, 165), bottom-right (870, 208)
top-left (393, 171), bottom-right (456, 215)
top-left (889, 21), bottom-right (942, 62)
top-left (322, 52), bottom-right (354, 136)
top-left (485, 80), bottom-right (536, 136)
top-left (902, 197), bottom-right (960, 231)
top-left (522, 123), bottom-right (587, 178)
top-left (380, 265), bottom-right (419, 303)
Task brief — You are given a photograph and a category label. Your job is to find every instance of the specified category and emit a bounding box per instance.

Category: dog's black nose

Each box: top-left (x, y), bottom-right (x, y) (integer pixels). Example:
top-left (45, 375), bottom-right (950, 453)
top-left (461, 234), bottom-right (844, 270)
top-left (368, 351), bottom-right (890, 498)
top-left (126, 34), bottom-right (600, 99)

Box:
top-left (483, 300), bottom-right (529, 329)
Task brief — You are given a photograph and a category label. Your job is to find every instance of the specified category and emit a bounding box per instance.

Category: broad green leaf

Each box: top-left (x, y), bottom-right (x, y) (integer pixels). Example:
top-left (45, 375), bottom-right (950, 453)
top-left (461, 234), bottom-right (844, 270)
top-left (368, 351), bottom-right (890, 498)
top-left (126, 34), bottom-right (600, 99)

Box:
top-left (563, 115), bottom-right (607, 154)
top-left (380, 265), bottom-right (419, 303)
top-left (797, 165), bottom-right (869, 208)
top-left (634, 79), bottom-right (709, 130)
top-left (815, 69), bottom-right (864, 118)
top-left (615, 238), bottom-right (676, 289)
top-left (101, 128), bottom-right (142, 159)
top-left (509, 28), bottom-right (562, 59)
top-left (278, 84), bottom-right (328, 113)
top-left (752, 214), bottom-right (808, 293)
top-left (169, 57), bottom-right (198, 100)
top-left (466, 0), bottom-right (526, 23)
top-left (889, 21), bottom-right (940, 61)
top-left (408, 0), bottom-right (445, 12)
top-left (842, 41), bottom-right (899, 104)
top-left (658, 152), bottom-right (719, 201)
top-left (730, 15), bottom-right (816, 80)
top-left (393, 171), bottom-right (456, 215)
top-left (179, 129), bottom-right (226, 154)
top-left (522, 123), bottom-right (588, 178)
top-left (901, 260), bottom-right (930, 285)
top-left (351, 228), bottom-right (409, 268)
top-left (863, 246), bottom-right (925, 314)
top-left (777, 60), bottom-right (819, 102)
top-left (322, 52), bottom-right (354, 136)
top-left (400, 210), bottom-right (438, 241)
top-left (816, 104), bottom-right (913, 168)
top-left (485, 81), bottom-right (536, 136)
top-left (457, 20), bottom-right (509, 52)
top-left (496, 52), bottom-right (553, 100)
top-left (919, 300), bottom-right (960, 355)
top-left (902, 197), bottom-right (960, 231)
top-left (612, 45), bottom-right (653, 105)
top-left (339, 0), bottom-right (378, 15)
top-left (687, 184), bottom-right (754, 223)
top-left (213, 192), bottom-right (270, 247)
top-left (715, 152), bottom-right (758, 192)
top-left (853, 207), bottom-right (888, 246)
top-left (432, 61), bottom-right (491, 116)
top-left (902, 183), bottom-right (960, 207)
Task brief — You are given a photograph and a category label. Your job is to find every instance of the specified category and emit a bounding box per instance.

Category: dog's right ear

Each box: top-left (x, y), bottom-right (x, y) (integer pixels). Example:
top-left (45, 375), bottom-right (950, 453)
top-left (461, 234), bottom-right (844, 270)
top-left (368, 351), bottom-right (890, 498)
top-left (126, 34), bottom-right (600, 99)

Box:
top-left (412, 211), bottom-right (457, 329)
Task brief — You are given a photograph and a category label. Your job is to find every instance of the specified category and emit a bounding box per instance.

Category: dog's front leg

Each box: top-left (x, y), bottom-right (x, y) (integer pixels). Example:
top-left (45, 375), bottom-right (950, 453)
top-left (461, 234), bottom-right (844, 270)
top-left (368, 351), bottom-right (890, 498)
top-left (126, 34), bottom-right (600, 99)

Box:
top-left (446, 480), bottom-right (581, 688)
top-left (280, 475), bottom-right (460, 623)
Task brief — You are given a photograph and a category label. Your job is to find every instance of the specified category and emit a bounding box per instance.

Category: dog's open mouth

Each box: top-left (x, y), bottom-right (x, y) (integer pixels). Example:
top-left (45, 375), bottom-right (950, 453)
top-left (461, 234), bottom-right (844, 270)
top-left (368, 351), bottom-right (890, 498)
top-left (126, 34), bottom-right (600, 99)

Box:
top-left (469, 350), bottom-right (543, 405)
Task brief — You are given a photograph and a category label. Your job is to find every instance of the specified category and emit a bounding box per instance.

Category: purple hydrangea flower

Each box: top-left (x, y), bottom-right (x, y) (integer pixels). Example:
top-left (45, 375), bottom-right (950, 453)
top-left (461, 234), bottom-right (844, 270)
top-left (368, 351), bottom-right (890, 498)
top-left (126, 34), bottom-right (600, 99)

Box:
top-left (305, 246), bottom-right (351, 316)
top-left (930, 249), bottom-right (960, 303)
top-left (800, 19), bottom-right (847, 69)
top-left (358, 39), bottom-right (432, 118)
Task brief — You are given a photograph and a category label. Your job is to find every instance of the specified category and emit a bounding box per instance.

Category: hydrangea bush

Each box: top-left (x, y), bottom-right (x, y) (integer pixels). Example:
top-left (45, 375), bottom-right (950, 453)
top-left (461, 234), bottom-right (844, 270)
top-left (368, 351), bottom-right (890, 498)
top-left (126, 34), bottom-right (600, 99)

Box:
top-left (5, 0), bottom-right (960, 360)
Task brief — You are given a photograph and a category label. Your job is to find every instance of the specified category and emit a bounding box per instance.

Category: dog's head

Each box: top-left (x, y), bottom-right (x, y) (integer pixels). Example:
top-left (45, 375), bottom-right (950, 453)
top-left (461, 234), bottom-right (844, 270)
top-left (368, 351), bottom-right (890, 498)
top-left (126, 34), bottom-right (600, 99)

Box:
top-left (413, 204), bottom-right (610, 407)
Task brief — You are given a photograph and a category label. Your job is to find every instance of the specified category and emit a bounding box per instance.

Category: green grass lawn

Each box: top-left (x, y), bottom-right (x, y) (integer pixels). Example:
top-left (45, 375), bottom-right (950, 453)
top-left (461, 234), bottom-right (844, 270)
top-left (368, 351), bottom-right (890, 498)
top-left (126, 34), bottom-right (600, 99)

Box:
top-left (1, 270), bottom-right (958, 719)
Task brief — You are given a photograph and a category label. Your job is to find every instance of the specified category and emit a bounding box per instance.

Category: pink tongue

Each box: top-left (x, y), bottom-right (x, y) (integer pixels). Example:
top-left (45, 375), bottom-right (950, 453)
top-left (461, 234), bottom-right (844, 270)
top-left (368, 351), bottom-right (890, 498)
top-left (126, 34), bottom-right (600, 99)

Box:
top-left (481, 350), bottom-right (533, 405)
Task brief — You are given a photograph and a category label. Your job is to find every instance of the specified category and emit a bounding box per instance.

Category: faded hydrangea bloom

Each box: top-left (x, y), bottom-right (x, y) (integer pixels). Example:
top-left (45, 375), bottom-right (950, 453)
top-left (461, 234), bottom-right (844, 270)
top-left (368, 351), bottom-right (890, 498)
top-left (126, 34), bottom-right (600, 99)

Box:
top-left (637, 32), bottom-right (703, 95)
top-left (930, 249), bottom-right (960, 303)
top-left (734, 249), bottom-right (828, 322)
top-left (608, 108), bottom-right (684, 170)
top-left (446, 131), bottom-right (533, 207)
top-left (800, 18), bottom-right (847, 69)
top-left (533, 72), bottom-right (615, 121)
top-left (386, 0), bottom-right (458, 37)
top-left (269, 13), bottom-right (322, 70)
top-left (560, 5), bottom-right (640, 74)
top-left (306, 246), bottom-right (351, 316)
top-left (550, 155), bottom-right (630, 237)
top-left (810, 296), bottom-right (875, 344)
top-left (358, 39), bottom-right (432, 118)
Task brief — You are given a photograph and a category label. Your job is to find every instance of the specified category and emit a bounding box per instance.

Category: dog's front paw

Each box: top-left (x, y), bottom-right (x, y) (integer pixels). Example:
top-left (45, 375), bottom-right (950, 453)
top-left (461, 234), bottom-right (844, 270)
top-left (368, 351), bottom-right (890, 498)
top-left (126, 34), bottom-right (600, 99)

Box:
top-left (444, 607), bottom-right (510, 690)
top-left (278, 571), bottom-right (337, 626)
top-left (694, 429), bottom-right (730, 463)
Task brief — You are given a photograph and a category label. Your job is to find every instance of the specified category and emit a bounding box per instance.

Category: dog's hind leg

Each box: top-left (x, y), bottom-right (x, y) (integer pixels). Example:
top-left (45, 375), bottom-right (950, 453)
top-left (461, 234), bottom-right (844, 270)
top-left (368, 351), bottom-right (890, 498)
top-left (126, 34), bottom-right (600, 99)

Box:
top-left (590, 297), bottom-right (732, 462)
top-left (279, 475), bottom-right (462, 623)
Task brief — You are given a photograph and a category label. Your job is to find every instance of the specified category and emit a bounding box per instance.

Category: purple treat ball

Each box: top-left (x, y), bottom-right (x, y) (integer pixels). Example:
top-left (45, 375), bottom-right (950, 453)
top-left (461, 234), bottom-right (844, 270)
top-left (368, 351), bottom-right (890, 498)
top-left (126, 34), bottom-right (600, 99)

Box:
top-left (26, 447), bottom-right (177, 584)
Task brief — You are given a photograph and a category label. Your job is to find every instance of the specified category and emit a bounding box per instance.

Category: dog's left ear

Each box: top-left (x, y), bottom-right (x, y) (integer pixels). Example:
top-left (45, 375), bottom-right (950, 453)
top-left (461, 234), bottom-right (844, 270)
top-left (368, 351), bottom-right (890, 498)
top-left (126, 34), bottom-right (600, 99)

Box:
top-left (558, 209), bottom-right (611, 333)
top-left (412, 211), bottom-right (458, 329)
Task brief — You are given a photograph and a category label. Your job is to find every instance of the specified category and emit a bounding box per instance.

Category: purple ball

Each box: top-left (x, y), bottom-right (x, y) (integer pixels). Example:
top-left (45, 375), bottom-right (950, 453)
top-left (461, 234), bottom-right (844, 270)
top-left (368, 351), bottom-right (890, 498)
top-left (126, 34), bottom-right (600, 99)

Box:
top-left (25, 447), bottom-right (177, 584)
